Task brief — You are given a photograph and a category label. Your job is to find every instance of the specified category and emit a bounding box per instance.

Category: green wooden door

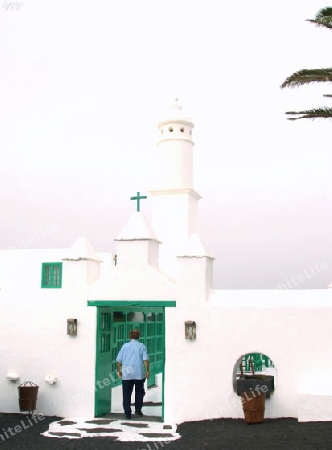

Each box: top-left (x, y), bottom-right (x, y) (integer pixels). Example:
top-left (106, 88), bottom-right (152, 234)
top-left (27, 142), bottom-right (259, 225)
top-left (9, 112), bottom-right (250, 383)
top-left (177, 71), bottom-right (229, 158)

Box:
top-left (95, 307), bottom-right (113, 416)
top-left (145, 311), bottom-right (164, 387)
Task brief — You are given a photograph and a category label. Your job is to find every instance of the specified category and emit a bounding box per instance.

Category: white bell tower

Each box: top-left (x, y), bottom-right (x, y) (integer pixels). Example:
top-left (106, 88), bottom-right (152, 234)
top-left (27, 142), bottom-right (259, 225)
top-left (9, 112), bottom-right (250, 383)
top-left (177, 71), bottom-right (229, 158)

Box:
top-left (149, 99), bottom-right (201, 277)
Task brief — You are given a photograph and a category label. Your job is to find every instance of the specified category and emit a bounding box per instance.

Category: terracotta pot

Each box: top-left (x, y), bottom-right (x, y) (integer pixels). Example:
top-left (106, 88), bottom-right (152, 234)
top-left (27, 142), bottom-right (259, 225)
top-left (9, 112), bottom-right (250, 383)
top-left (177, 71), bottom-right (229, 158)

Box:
top-left (241, 390), bottom-right (266, 424)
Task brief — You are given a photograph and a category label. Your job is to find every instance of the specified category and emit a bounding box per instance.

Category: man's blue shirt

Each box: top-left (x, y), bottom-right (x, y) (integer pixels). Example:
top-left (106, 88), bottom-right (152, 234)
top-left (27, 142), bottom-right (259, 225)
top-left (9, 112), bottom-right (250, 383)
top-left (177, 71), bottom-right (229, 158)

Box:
top-left (116, 339), bottom-right (149, 380)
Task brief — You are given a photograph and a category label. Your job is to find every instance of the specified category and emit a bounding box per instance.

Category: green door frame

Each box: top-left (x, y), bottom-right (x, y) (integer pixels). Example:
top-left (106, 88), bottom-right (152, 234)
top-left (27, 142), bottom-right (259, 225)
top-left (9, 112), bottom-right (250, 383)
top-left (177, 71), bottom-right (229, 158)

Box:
top-left (88, 300), bottom-right (176, 420)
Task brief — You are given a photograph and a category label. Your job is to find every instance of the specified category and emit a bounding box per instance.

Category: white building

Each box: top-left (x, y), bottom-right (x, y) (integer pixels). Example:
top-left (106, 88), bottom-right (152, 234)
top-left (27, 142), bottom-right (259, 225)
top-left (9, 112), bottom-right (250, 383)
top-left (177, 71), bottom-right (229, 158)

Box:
top-left (1, 99), bottom-right (332, 424)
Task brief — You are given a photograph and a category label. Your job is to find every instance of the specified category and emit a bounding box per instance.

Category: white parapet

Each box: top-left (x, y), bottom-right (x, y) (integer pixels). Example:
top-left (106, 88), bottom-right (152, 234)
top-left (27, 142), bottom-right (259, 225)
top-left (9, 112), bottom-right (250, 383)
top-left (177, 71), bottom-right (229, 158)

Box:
top-left (298, 393), bottom-right (332, 421)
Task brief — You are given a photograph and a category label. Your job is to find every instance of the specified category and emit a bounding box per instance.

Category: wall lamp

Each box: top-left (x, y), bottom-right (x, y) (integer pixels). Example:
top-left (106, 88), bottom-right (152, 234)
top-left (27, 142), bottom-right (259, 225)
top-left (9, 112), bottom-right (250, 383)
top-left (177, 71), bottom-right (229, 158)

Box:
top-left (185, 321), bottom-right (196, 340)
top-left (67, 318), bottom-right (77, 336)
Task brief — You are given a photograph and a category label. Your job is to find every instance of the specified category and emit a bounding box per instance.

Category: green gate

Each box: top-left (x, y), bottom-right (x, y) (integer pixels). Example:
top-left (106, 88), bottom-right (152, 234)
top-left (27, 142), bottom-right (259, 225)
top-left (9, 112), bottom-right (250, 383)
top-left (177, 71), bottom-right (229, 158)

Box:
top-left (94, 305), bottom-right (165, 417)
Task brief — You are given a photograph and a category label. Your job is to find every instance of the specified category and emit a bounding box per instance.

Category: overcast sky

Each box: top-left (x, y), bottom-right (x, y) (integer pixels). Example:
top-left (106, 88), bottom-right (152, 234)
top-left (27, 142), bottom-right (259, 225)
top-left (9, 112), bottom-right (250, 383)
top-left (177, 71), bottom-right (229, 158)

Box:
top-left (1, 0), bottom-right (331, 289)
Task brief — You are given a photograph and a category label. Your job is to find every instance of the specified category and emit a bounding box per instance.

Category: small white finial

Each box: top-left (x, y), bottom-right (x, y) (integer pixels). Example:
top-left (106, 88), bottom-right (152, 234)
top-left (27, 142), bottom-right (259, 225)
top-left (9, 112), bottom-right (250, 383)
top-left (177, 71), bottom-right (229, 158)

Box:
top-left (172, 98), bottom-right (182, 110)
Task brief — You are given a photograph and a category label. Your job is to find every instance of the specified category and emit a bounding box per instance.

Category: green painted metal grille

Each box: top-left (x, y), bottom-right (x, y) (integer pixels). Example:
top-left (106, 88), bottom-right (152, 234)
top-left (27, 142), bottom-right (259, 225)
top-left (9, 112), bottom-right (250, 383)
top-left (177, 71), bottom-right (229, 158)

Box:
top-left (100, 312), bottom-right (112, 353)
top-left (109, 309), bottom-right (164, 388)
top-left (95, 306), bottom-right (165, 417)
top-left (242, 353), bottom-right (275, 373)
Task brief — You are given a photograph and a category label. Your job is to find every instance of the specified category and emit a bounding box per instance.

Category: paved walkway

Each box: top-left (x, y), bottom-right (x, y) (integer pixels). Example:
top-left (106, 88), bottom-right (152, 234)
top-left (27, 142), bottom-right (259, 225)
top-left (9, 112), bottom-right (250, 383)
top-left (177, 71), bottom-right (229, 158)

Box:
top-left (42, 413), bottom-right (181, 442)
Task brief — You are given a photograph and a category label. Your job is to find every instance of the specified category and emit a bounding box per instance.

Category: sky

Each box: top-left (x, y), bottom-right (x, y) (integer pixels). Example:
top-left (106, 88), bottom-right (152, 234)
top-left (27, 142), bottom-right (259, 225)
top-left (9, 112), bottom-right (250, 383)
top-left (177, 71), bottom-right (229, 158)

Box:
top-left (1, 0), bottom-right (331, 290)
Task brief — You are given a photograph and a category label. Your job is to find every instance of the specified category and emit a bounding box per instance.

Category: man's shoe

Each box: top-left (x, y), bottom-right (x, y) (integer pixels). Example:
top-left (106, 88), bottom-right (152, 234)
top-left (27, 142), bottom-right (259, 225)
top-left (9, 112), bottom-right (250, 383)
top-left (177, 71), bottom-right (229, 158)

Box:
top-left (135, 410), bottom-right (144, 416)
top-left (125, 413), bottom-right (131, 419)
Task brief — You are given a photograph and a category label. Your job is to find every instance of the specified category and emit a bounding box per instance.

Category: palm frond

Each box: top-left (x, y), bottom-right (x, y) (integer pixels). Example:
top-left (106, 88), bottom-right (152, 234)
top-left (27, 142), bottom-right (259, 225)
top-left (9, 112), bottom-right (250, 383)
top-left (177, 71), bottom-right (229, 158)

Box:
top-left (285, 106), bottom-right (332, 120)
top-left (282, 8), bottom-right (332, 121)
top-left (281, 68), bottom-right (332, 88)
top-left (307, 7), bottom-right (332, 29)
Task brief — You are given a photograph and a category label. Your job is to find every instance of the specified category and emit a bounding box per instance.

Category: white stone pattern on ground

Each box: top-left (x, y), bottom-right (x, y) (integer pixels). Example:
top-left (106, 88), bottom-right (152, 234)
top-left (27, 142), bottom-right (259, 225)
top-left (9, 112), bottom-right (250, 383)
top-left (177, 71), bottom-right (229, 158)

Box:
top-left (42, 417), bottom-right (181, 442)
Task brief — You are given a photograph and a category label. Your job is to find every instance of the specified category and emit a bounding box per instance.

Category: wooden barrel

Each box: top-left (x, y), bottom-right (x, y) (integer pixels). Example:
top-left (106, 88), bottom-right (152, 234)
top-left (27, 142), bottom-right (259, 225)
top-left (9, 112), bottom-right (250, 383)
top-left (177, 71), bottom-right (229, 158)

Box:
top-left (18, 382), bottom-right (39, 413)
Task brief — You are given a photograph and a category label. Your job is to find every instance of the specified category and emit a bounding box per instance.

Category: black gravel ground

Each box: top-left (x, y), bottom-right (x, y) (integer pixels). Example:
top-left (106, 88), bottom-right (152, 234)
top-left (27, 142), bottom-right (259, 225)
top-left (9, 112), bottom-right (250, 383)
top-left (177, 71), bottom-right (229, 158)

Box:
top-left (1, 413), bottom-right (332, 449)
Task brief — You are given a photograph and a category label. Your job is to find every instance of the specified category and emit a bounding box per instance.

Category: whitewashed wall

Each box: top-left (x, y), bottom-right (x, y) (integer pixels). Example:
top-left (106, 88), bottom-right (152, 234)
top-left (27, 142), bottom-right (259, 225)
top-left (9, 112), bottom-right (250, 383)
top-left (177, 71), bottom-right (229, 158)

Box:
top-left (0, 248), bottom-right (101, 417)
top-left (164, 286), bottom-right (332, 424)
top-left (1, 245), bottom-right (332, 423)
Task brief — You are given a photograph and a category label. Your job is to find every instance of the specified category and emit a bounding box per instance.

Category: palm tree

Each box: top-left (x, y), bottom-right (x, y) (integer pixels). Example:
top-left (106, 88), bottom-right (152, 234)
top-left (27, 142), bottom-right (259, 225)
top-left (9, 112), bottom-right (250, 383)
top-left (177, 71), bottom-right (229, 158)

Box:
top-left (281, 7), bottom-right (332, 120)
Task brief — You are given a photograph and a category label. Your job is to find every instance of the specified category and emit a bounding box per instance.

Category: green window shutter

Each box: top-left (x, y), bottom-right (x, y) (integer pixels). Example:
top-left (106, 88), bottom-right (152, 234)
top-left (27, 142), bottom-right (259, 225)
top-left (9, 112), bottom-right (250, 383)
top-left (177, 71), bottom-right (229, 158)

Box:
top-left (41, 262), bottom-right (62, 288)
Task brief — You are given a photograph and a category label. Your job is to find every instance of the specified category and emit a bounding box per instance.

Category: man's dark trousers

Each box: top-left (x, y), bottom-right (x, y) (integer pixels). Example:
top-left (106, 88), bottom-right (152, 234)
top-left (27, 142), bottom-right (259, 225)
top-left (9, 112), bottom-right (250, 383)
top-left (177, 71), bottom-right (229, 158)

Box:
top-left (122, 379), bottom-right (145, 416)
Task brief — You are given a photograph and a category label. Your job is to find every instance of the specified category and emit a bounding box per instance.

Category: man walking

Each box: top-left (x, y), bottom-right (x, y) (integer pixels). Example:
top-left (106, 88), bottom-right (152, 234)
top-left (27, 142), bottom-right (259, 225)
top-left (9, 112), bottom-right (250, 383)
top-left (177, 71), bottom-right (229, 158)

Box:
top-left (116, 329), bottom-right (150, 419)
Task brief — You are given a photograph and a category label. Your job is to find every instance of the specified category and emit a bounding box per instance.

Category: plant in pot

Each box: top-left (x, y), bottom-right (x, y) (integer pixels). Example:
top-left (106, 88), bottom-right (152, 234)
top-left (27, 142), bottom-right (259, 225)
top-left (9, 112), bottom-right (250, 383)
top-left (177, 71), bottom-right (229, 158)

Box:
top-left (236, 355), bottom-right (275, 424)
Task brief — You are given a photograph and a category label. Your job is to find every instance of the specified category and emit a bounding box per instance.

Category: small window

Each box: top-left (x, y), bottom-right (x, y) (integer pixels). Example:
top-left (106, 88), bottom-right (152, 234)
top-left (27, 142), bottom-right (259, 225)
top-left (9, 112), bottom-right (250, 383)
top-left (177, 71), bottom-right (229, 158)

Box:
top-left (41, 262), bottom-right (62, 288)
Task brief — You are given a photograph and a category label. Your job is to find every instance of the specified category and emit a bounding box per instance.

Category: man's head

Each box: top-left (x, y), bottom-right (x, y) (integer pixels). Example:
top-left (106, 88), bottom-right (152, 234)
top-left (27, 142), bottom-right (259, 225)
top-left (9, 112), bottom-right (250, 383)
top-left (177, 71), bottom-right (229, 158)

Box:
top-left (130, 329), bottom-right (140, 340)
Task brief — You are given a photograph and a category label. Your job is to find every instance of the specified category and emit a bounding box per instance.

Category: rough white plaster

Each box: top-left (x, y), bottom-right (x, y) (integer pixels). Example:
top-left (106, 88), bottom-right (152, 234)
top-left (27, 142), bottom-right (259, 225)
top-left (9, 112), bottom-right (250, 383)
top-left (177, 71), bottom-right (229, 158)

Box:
top-left (63, 236), bottom-right (102, 261)
top-left (298, 394), bottom-right (332, 422)
top-left (177, 233), bottom-right (211, 257)
top-left (88, 264), bottom-right (176, 301)
top-left (115, 212), bottom-right (159, 241)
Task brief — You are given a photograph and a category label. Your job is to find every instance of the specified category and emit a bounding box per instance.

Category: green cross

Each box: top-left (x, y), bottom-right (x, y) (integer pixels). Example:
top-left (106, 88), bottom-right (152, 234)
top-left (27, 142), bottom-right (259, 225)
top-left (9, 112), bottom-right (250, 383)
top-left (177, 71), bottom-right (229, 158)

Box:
top-left (130, 191), bottom-right (147, 212)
